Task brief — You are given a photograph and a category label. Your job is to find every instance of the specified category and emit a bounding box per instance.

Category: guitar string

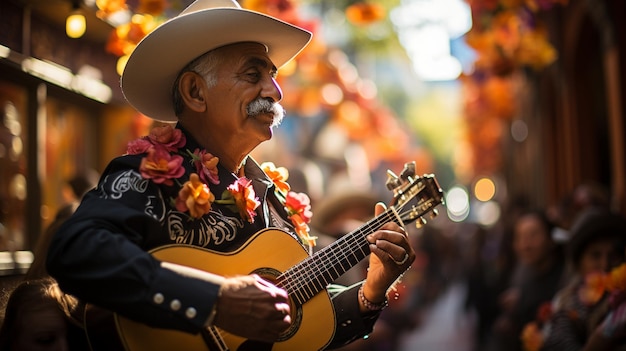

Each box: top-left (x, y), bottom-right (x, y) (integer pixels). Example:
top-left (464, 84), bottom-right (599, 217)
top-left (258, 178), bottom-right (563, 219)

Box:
top-left (278, 178), bottom-right (440, 303)
top-left (288, 209), bottom-right (396, 302)
top-left (280, 196), bottom-right (438, 305)
top-left (282, 209), bottom-right (394, 297)
top-left (278, 209), bottom-right (398, 303)
top-left (277, 212), bottom-right (384, 302)
top-left (206, 325), bottom-right (229, 351)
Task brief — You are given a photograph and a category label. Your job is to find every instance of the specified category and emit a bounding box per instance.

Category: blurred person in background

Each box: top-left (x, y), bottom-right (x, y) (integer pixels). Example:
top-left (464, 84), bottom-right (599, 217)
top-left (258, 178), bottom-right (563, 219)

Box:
top-left (25, 203), bottom-right (78, 280)
top-left (61, 169), bottom-right (99, 205)
top-left (0, 278), bottom-right (87, 351)
top-left (465, 195), bottom-right (530, 350)
top-left (488, 209), bottom-right (566, 351)
top-left (540, 208), bottom-right (626, 350)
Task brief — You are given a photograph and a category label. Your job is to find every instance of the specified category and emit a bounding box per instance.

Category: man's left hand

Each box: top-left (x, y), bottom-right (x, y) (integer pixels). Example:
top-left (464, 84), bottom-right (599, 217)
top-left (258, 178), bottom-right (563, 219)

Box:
top-left (362, 202), bottom-right (416, 306)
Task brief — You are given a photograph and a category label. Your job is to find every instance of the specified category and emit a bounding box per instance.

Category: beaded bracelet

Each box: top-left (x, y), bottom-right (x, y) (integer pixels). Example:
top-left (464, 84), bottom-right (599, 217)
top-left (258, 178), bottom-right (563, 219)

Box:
top-left (358, 285), bottom-right (388, 311)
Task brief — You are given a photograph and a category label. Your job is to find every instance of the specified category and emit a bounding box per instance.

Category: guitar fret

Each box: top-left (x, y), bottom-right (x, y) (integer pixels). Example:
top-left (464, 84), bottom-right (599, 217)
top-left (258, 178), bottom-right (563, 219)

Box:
top-left (278, 211), bottom-right (396, 305)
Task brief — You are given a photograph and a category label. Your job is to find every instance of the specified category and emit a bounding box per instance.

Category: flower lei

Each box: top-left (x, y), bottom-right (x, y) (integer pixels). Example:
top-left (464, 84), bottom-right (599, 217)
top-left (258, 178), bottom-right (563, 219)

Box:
top-left (260, 162), bottom-right (316, 247)
top-left (126, 124), bottom-right (316, 247)
top-left (127, 124), bottom-right (260, 223)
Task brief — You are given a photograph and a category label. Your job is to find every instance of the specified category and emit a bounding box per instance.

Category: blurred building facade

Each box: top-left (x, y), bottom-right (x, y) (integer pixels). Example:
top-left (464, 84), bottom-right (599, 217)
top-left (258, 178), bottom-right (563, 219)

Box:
top-left (502, 0), bottom-right (625, 213)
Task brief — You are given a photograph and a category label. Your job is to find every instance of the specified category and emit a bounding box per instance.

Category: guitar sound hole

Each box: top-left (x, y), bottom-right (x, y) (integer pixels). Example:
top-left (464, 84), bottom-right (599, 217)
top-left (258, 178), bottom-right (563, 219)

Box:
top-left (251, 267), bottom-right (303, 341)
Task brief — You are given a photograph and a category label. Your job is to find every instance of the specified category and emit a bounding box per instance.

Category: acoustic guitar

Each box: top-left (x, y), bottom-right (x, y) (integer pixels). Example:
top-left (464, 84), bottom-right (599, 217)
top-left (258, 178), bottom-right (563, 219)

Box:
top-left (86, 162), bottom-right (444, 351)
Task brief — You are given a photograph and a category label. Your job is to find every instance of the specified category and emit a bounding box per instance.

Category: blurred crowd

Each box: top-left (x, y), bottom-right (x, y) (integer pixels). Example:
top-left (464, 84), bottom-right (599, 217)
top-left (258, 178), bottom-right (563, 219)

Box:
top-left (1, 178), bottom-right (626, 351)
top-left (465, 182), bottom-right (626, 351)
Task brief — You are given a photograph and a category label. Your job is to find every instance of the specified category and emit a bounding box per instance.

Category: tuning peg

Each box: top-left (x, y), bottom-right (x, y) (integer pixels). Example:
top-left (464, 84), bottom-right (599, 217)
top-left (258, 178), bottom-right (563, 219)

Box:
top-left (385, 170), bottom-right (402, 191)
top-left (415, 217), bottom-right (427, 228)
top-left (400, 161), bottom-right (416, 180)
top-left (430, 209), bottom-right (439, 219)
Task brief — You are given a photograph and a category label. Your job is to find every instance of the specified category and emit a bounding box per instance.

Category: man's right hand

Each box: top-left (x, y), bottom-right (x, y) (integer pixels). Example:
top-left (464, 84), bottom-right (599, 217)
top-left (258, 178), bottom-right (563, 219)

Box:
top-left (213, 274), bottom-right (291, 342)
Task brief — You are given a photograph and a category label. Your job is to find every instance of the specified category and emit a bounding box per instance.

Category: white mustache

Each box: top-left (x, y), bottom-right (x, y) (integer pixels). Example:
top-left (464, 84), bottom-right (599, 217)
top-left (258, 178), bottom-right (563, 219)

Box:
top-left (247, 99), bottom-right (285, 127)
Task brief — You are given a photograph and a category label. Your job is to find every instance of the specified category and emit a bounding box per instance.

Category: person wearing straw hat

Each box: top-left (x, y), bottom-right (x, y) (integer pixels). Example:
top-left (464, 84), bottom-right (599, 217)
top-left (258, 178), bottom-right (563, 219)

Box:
top-left (46, 0), bottom-right (415, 350)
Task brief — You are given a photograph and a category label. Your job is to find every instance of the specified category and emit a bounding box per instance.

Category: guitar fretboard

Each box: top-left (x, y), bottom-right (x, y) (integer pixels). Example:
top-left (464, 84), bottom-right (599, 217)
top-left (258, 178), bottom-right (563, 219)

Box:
top-left (276, 209), bottom-right (400, 306)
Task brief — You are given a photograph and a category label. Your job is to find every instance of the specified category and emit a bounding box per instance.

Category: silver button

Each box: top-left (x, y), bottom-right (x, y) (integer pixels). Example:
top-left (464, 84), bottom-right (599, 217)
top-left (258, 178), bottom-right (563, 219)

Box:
top-left (170, 299), bottom-right (181, 311)
top-left (153, 293), bottom-right (164, 304)
top-left (185, 307), bottom-right (197, 319)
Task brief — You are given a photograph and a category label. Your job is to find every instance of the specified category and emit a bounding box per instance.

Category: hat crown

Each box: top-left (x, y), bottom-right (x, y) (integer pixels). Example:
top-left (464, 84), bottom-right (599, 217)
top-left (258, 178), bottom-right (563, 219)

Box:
top-left (180, 0), bottom-right (241, 16)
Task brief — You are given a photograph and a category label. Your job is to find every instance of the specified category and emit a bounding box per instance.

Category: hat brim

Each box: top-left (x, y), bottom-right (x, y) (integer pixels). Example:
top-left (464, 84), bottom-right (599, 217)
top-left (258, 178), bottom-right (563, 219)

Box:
top-left (121, 8), bottom-right (312, 121)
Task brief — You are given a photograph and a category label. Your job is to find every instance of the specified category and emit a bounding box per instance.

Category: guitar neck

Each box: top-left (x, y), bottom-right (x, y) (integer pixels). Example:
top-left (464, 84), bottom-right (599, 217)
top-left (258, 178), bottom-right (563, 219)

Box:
top-left (276, 208), bottom-right (402, 306)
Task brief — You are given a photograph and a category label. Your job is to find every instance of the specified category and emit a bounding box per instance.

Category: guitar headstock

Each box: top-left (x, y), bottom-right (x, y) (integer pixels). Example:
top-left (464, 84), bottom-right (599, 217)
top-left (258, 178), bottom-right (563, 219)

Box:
top-left (386, 161), bottom-right (445, 228)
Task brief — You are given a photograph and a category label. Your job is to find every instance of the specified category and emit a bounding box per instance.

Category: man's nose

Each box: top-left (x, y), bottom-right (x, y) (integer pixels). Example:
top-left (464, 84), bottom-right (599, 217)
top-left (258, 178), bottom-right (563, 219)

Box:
top-left (262, 77), bottom-right (283, 102)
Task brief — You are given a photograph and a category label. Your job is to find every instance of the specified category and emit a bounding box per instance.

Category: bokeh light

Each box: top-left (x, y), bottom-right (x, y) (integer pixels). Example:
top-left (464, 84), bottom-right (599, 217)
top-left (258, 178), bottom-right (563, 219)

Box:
top-left (445, 185), bottom-right (470, 222)
top-left (474, 177), bottom-right (495, 202)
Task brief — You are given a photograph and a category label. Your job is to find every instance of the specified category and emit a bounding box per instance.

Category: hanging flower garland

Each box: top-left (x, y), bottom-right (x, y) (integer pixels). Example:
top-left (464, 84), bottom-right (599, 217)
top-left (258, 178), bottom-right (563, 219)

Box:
top-left (458, 0), bottom-right (569, 180)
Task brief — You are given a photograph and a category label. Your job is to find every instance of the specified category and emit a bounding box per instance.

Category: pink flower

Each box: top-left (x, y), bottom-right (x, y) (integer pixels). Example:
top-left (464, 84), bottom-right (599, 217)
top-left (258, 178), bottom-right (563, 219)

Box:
top-left (127, 137), bottom-right (152, 155)
top-left (284, 191), bottom-right (315, 246)
top-left (148, 124), bottom-right (186, 152)
top-left (176, 173), bottom-right (214, 218)
top-left (226, 178), bottom-right (260, 223)
top-left (127, 124), bottom-right (186, 155)
top-left (193, 149), bottom-right (220, 185)
top-left (139, 146), bottom-right (185, 186)
top-left (285, 192), bottom-right (313, 223)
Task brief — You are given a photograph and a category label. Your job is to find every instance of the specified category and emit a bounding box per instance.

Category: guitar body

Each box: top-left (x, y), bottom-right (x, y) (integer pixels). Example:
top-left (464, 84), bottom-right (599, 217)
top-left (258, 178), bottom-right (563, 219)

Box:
top-left (114, 228), bottom-right (336, 351)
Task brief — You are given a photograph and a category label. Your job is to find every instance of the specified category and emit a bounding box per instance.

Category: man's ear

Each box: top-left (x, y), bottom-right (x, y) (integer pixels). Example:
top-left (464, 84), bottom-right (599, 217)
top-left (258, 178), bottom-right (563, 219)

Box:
top-left (178, 71), bottom-right (208, 113)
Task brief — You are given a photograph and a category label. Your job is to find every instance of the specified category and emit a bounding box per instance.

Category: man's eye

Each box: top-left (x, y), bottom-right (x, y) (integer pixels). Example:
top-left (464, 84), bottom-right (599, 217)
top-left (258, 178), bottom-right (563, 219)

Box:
top-left (246, 72), bottom-right (261, 80)
top-left (35, 335), bottom-right (57, 345)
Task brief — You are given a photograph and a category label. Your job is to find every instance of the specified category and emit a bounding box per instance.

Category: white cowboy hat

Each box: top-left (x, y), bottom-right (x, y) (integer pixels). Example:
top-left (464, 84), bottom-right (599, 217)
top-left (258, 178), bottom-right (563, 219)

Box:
top-left (121, 0), bottom-right (312, 121)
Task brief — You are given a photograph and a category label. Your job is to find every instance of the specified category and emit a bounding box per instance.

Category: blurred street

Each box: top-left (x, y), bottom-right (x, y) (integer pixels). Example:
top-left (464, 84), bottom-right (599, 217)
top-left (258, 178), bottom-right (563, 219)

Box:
top-left (398, 282), bottom-right (475, 351)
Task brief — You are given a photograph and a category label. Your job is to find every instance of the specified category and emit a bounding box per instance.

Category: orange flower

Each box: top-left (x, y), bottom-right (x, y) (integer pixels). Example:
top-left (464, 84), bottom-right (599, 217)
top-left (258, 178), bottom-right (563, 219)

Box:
top-left (521, 322), bottom-right (544, 351)
top-left (175, 173), bottom-right (214, 218)
top-left (96, 0), bottom-right (128, 19)
top-left (516, 28), bottom-right (557, 70)
top-left (225, 178), bottom-right (260, 223)
top-left (579, 271), bottom-right (610, 306)
top-left (290, 213), bottom-right (316, 246)
top-left (137, 0), bottom-right (167, 16)
top-left (261, 162), bottom-right (290, 194)
top-left (345, 2), bottom-right (385, 26)
top-left (608, 263), bottom-right (626, 292)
